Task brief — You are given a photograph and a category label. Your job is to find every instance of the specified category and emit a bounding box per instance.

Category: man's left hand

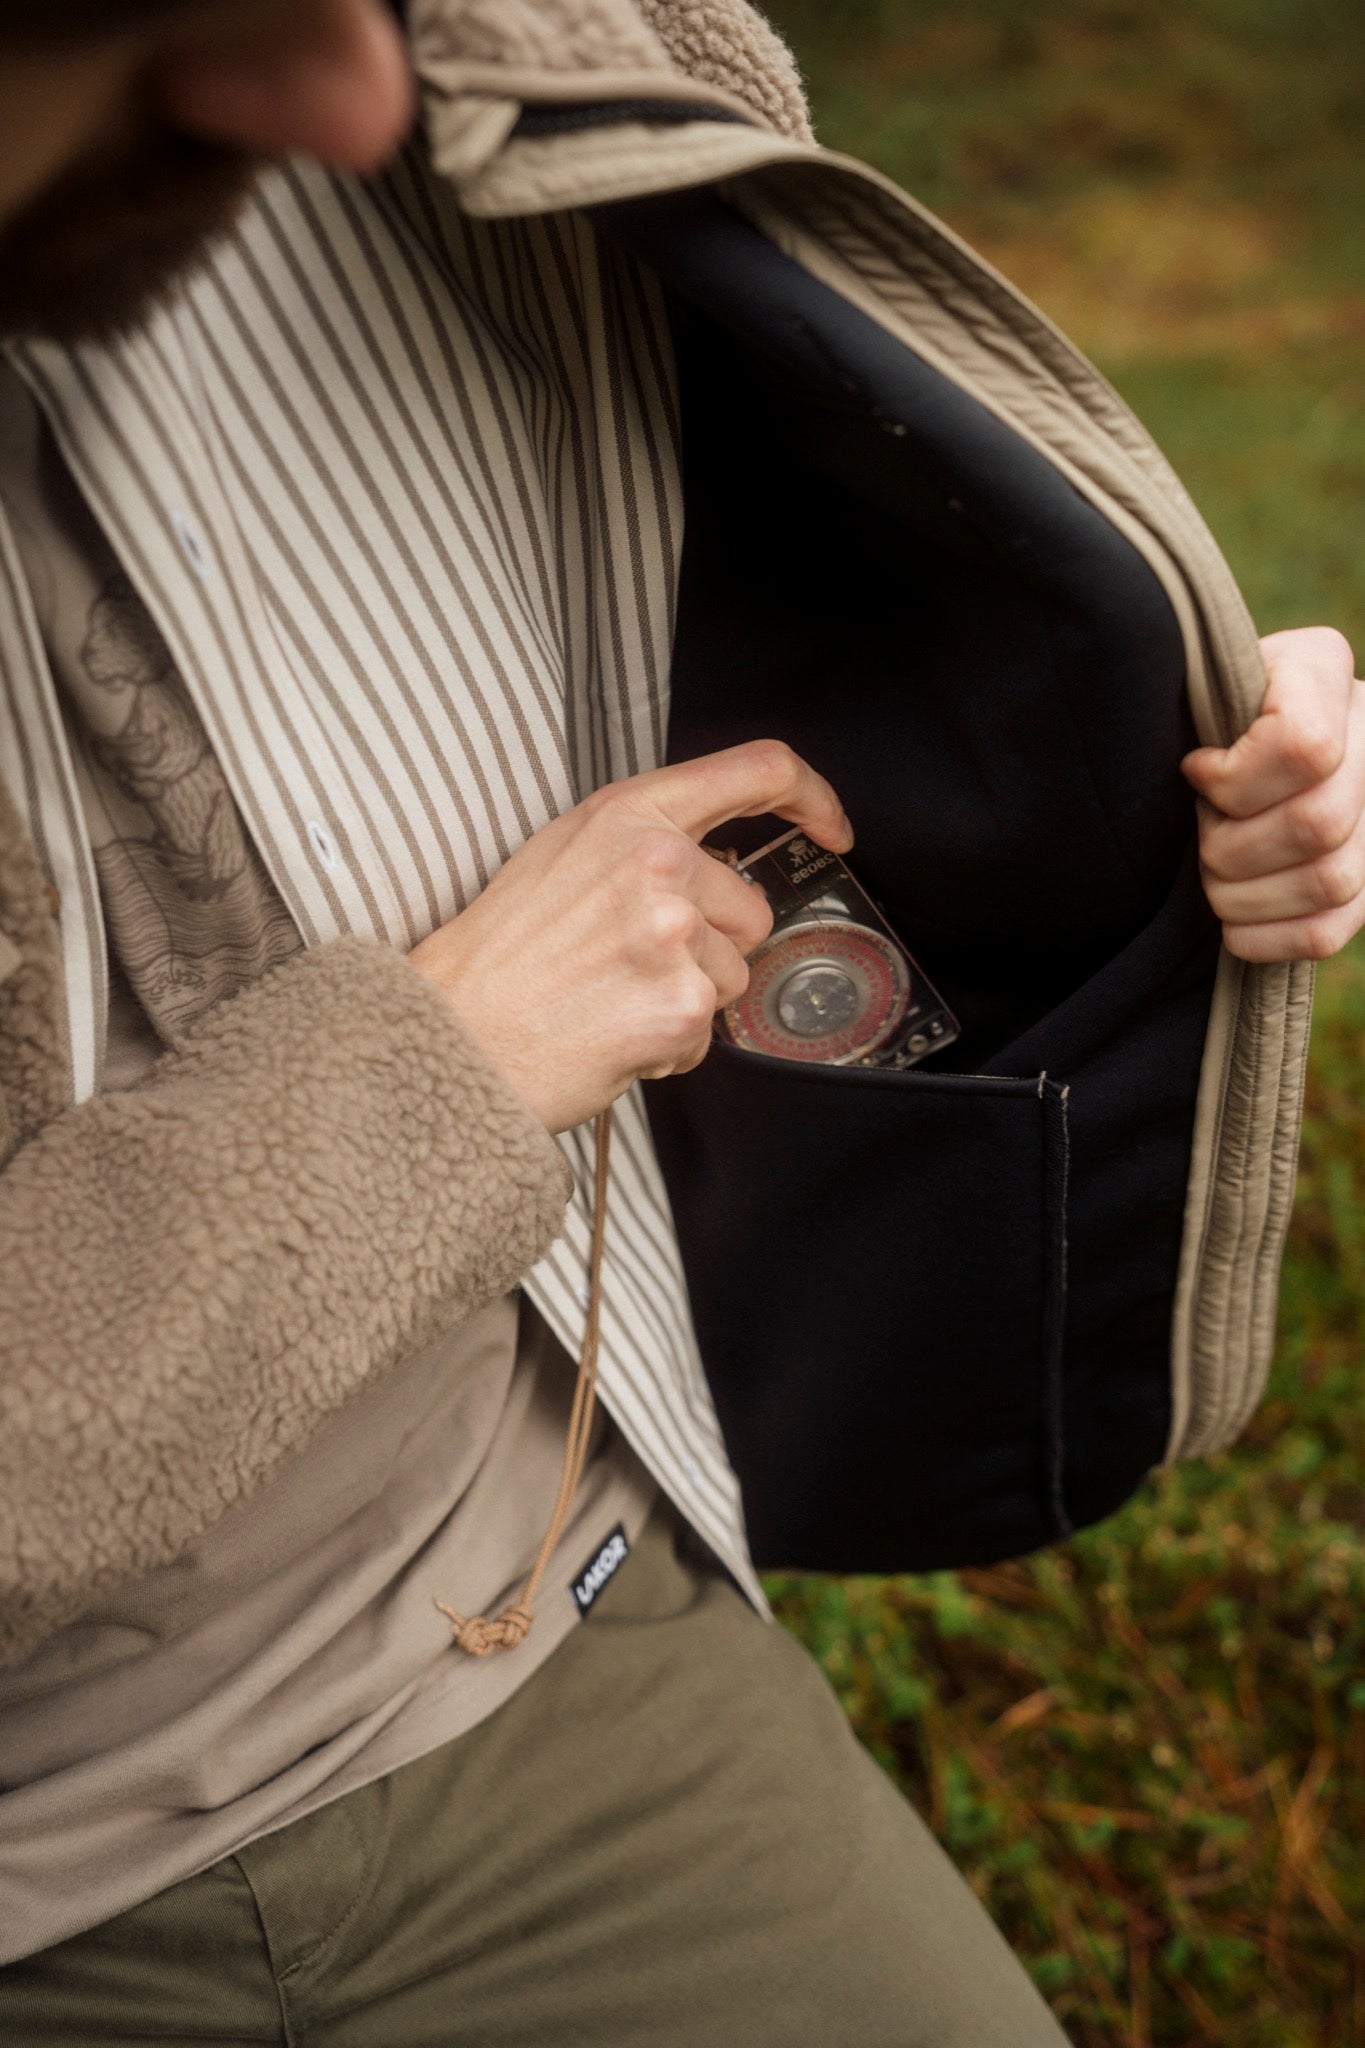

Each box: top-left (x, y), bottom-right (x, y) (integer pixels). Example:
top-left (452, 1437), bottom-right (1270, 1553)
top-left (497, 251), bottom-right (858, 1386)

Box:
top-left (1182, 626), bottom-right (1365, 962)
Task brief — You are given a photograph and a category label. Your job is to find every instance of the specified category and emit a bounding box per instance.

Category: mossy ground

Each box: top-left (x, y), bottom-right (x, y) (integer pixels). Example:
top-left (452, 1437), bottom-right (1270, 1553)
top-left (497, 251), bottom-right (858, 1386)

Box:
top-left (762, 5), bottom-right (1365, 2039)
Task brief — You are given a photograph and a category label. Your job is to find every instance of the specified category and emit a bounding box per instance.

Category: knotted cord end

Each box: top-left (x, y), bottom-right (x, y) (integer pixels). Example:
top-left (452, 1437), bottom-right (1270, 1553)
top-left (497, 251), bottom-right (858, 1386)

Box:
top-left (435, 1106), bottom-right (612, 1661)
top-left (435, 1600), bottom-right (533, 1657)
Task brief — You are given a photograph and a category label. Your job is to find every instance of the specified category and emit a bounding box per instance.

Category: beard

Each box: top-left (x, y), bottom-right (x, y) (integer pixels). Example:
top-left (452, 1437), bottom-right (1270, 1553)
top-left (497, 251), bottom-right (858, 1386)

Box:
top-left (0, 121), bottom-right (261, 346)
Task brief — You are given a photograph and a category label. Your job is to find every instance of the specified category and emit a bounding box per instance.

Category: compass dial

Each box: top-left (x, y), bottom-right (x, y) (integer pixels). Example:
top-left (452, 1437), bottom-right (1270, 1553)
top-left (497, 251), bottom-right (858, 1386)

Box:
top-left (725, 920), bottom-right (911, 1064)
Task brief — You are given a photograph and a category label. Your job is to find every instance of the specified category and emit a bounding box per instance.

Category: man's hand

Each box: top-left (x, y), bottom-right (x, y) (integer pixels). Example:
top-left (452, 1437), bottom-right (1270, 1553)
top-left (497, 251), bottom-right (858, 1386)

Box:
top-left (1183, 627), bottom-right (1365, 963)
top-left (409, 741), bottom-right (852, 1133)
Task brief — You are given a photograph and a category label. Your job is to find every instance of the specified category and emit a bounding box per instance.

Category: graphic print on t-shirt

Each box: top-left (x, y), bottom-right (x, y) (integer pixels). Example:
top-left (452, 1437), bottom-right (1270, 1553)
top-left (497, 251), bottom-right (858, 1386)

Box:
top-left (69, 568), bottom-right (302, 1038)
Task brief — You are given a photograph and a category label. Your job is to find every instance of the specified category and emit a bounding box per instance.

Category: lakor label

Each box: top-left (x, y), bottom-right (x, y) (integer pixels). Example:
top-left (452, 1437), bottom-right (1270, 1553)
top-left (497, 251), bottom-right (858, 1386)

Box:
top-left (571, 1525), bottom-right (630, 1616)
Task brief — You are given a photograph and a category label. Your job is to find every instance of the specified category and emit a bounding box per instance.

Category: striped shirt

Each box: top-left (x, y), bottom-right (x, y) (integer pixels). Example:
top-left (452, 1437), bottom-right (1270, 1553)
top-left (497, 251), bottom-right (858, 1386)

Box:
top-left (1, 146), bottom-right (758, 1608)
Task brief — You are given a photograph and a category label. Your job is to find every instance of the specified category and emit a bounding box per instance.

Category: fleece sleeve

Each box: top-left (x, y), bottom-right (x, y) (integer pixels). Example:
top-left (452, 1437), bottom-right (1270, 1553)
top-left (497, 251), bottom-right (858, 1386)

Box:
top-left (0, 936), bottom-right (573, 1669)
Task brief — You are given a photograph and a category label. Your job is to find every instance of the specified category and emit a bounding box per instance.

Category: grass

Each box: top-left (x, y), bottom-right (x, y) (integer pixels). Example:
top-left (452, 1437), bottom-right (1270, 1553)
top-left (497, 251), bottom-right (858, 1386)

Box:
top-left (761, 3), bottom-right (1365, 2039)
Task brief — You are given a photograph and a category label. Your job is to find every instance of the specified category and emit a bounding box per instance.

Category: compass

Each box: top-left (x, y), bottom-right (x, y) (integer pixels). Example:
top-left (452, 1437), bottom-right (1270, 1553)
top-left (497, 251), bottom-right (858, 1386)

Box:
top-left (724, 919), bottom-right (911, 1064)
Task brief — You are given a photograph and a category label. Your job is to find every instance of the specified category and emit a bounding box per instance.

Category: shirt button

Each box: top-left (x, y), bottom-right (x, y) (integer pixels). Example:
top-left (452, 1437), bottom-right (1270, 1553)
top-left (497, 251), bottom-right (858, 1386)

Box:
top-left (681, 1456), bottom-right (702, 1488)
top-left (575, 1284), bottom-right (592, 1311)
top-left (307, 819), bottom-right (340, 872)
top-left (170, 509), bottom-right (211, 580)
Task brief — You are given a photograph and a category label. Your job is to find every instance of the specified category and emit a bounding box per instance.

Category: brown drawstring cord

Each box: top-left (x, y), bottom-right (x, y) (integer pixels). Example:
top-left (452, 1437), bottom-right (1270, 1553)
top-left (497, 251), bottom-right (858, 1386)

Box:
top-left (436, 1105), bottom-right (613, 1657)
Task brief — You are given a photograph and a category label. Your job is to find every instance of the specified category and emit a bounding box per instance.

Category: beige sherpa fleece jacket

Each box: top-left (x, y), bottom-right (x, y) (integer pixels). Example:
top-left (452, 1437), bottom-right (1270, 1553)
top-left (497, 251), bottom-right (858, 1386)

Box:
top-left (0, 0), bottom-right (809, 1669)
top-left (0, 783), bottom-right (574, 1667)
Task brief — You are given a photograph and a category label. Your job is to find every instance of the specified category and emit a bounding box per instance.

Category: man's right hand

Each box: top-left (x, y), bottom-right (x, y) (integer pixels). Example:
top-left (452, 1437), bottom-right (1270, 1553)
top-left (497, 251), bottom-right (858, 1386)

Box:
top-left (409, 740), bottom-right (853, 1133)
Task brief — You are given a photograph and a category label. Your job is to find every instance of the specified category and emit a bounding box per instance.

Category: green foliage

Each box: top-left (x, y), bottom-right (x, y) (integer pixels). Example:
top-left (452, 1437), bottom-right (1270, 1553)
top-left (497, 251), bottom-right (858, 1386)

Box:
top-left (762, 3), bottom-right (1365, 2039)
top-left (1115, 356), bottom-right (1365, 651)
top-left (771, 0), bottom-right (1365, 237)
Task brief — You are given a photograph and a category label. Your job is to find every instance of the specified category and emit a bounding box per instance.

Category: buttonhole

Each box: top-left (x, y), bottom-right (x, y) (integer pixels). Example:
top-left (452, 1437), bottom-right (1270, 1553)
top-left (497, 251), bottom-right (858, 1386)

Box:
top-left (307, 819), bottom-right (340, 872)
top-left (170, 510), bottom-right (211, 580)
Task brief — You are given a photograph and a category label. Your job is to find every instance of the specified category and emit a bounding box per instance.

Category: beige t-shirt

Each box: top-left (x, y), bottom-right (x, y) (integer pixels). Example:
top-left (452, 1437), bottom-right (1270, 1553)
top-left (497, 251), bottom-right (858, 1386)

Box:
top-left (0, 363), bottom-right (655, 1965)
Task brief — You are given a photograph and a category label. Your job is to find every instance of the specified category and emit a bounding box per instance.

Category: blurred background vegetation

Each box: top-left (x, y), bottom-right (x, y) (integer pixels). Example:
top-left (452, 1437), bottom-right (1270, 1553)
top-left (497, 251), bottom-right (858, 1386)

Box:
top-left (760, 3), bottom-right (1365, 2041)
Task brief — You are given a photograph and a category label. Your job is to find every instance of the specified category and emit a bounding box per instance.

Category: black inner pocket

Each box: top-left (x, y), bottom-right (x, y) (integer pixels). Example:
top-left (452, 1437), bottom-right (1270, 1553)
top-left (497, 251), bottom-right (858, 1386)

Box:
top-left (646, 1045), bottom-right (1071, 1573)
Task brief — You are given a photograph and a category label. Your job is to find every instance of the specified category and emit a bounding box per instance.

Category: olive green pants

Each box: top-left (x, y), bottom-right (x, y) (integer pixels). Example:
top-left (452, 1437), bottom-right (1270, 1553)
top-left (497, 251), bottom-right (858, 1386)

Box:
top-left (0, 1510), bottom-right (1068, 2047)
